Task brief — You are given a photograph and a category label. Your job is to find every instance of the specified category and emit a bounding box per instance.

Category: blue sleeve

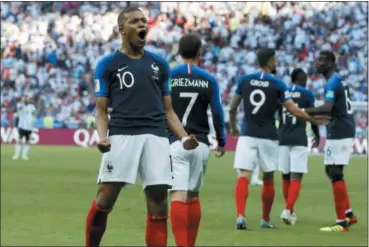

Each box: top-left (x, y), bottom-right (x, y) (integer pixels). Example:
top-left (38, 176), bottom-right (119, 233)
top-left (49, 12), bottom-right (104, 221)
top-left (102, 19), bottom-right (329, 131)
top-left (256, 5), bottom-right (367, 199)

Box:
top-left (324, 77), bottom-right (339, 102)
top-left (235, 76), bottom-right (244, 95)
top-left (276, 79), bottom-right (291, 103)
top-left (94, 56), bottom-right (111, 97)
top-left (161, 61), bottom-right (171, 96)
top-left (309, 91), bottom-right (315, 107)
top-left (210, 77), bottom-right (226, 147)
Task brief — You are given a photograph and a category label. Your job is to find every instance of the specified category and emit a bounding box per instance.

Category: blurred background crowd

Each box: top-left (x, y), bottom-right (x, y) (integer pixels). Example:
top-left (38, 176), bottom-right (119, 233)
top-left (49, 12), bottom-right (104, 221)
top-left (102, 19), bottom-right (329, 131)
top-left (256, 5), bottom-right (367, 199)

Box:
top-left (1, 2), bottom-right (367, 136)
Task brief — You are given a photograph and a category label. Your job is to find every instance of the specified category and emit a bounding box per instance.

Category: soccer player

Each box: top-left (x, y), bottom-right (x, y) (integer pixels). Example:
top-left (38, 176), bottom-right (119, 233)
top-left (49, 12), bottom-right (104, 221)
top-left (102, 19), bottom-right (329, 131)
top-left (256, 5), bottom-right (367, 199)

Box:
top-left (304, 51), bottom-right (357, 232)
top-left (12, 97), bottom-right (36, 160)
top-left (229, 48), bottom-right (328, 230)
top-left (278, 68), bottom-right (320, 225)
top-left (169, 33), bottom-right (226, 247)
top-left (85, 7), bottom-right (199, 247)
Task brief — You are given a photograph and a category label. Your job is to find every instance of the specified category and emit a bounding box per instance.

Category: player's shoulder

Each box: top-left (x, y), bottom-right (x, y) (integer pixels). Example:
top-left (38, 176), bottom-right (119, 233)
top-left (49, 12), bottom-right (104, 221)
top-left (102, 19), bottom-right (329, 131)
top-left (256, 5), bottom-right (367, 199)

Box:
top-left (192, 66), bottom-right (217, 83)
top-left (145, 50), bottom-right (169, 71)
top-left (327, 72), bottom-right (342, 86)
top-left (95, 52), bottom-right (117, 72)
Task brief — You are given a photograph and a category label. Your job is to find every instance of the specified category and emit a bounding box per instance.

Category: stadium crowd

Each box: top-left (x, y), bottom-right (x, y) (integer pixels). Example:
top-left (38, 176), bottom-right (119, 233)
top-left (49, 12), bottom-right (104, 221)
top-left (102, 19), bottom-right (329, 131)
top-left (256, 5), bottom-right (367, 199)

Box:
top-left (1, 2), bottom-right (368, 133)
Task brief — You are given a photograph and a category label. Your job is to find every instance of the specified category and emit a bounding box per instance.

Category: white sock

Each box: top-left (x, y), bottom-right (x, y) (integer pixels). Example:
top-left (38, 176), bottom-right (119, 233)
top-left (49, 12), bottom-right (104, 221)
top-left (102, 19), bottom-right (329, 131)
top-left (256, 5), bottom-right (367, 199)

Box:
top-left (14, 144), bottom-right (21, 157)
top-left (345, 209), bottom-right (352, 214)
top-left (22, 144), bottom-right (30, 157)
top-left (252, 165), bottom-right (260, 181)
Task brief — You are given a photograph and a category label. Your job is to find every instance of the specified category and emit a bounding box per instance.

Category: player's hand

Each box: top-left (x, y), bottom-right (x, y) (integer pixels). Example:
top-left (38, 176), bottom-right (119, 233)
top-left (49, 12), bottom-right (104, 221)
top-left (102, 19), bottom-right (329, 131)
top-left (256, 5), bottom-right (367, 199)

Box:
top-left (97, 138), bottom-right (111, 153)
top-left (312, 136), bottom-right (320, 148)
top-left (230, 129), bottom-right (239, 139)
top-left (214, 146), bottom-right (226, 157)
top-left (182, 134), bottom-right (199, 150)
top-left (312, 115), bottom-right (330, 125)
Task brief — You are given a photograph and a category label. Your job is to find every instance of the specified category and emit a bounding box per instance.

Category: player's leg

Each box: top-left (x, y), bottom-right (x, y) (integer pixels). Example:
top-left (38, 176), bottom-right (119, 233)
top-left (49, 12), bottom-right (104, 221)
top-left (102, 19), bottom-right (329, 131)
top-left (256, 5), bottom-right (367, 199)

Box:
top-left (140, 135), bottom-right (173, 247)
top-left (320, 138), bottom-right (354, 232)
top-left (21, 130), bottom-right (32, 160)
top-left (283, 146), bottom-right (308, 225)
top-left (185, 143), bottom-right (210, 246)
top-left (258, 139), bottom-right (278, 228)
top-left (233, 136), bottom-right (257, 230)
top-left (85, 135), bottom-right (143, 246)
top-left (169, 141), bottom-right (192, 247)
top-left (251, 162), bottom-right (263, 186)
top-left (13, 128), bottom-right (23, 160)
top-left (278, 146), bottom-right (291, 203)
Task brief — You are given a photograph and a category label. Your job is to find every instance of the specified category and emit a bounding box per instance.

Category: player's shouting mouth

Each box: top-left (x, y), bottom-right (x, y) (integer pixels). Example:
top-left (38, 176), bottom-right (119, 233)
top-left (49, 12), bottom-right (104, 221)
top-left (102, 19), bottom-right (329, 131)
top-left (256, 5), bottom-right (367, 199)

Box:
top-left (85, 7), bottom-right (198, 247)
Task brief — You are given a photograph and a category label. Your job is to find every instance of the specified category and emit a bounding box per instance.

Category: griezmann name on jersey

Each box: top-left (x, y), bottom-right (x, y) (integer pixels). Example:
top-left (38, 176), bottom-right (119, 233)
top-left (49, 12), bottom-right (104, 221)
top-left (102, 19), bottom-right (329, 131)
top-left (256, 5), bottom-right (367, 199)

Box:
top-left (324, 72), bottom-right (355, 139)
top-left (94, 50), bottom-right (171, 137)
top-left (278, 85), bottom-right (315, 147)
top-left (169, 64), bottom-right (226, 146)
top-left (236, 72), bottom-right (290, 140)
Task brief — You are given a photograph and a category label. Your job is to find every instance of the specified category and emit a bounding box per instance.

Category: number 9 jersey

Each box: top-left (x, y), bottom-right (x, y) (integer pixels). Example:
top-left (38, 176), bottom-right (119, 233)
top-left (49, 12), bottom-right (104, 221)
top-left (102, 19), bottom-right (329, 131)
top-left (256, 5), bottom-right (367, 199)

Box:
top-left (236, 72), bottom-right (290, 140)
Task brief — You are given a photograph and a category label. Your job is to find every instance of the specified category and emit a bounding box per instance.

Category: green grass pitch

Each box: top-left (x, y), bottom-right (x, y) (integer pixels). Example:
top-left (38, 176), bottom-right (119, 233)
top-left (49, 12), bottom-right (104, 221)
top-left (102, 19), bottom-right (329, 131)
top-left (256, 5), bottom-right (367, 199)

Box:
top-left (1, 145), bottom-right (367, 246)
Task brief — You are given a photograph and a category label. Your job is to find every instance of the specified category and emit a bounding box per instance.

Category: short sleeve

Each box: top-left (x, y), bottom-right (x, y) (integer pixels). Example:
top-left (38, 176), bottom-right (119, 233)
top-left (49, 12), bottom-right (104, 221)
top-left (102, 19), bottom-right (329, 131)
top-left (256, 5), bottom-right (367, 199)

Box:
top-left (94, 56), bottom-right (111, 97)
top-left (161, 61), bottom-right (171, 96)
top-left (324, 77), bottom-right (338, 102)
top-left (276, 80), bottom-right (290, 103)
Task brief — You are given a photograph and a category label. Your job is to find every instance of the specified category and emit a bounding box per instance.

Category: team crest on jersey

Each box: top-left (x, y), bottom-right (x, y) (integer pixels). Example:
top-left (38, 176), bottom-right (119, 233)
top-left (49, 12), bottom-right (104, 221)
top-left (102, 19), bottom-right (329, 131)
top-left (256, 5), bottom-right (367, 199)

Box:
top-left (151, 63), bottom-right (160, 80)
top-left (326, 90), bottom-right (334, 99)
top-left (95, 79), bottom-right (100, 93)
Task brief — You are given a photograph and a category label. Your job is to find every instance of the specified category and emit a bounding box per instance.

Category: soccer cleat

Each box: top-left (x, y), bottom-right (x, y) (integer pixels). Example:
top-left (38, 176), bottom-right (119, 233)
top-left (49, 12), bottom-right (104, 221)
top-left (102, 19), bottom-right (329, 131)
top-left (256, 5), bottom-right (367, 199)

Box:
top-left (280, 209), bottom-right (292, 225)
top-left (12, 155), bottom-right (19, 160)
top-left (22, 156), bottom-right (29, 161)
top-left (319, 222), bottom-right (348, 232)
top-left (290, 212), bottom-right (297, 226)
top-left (346, 215), bottom-right (358, 227)
top-left (260, 219), bottom-right (275, 228)
top-left (236, 216), bottom-right (247, 230)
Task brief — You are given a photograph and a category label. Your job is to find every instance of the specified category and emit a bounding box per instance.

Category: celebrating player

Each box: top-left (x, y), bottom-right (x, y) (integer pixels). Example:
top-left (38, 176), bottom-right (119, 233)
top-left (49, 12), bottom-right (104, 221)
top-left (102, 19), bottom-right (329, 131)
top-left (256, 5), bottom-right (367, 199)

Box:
top-left (278, 68), bottom-right (320, 225)
top-left (304, 51), bottom-right (357, 232)
top-left (85, 7), bottom-right (198, 247)
top-left (12, 97), bottom-right (36, 160)
top-left (229, 48), bottom-right (329, 230)
top-left (169, 33), bottom-right (226, 247)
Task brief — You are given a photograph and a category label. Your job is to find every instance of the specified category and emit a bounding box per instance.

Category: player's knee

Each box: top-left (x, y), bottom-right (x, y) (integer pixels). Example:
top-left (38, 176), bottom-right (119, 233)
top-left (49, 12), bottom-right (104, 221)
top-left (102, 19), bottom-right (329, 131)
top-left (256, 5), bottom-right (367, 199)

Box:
top-left (282, 173), bottom-right (290, 181)
top-left (238, 169), bottom-right (251, 180)
top-left (188, 191), bottom-right (199, 202)
top-left (145, 184), bottom-right (169, 203)
top-left (170, 190), bottom-right (187, 202)
top-left (263, 171), bottom-right (274, 182)
top-left (290, 172), bottom-right (303, 181)
top-left (325, 165), bottom-right (344, 183)
top-left (95, 183), bottom-right (123, 210)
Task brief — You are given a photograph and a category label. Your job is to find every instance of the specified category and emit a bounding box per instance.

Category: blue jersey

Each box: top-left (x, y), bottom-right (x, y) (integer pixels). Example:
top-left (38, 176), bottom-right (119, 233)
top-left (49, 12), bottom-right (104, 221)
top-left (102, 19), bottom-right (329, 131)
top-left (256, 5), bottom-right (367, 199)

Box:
top-left (324, 72), bottom-right (355, 139)
top-left (278, 85), bottom-right (315, 146)
top-left (236, 72), bottom-right (290, 140)
top-left (94, 50), bottom-right (170, 137)
top-left (169, 64), bottom-right (226, 146)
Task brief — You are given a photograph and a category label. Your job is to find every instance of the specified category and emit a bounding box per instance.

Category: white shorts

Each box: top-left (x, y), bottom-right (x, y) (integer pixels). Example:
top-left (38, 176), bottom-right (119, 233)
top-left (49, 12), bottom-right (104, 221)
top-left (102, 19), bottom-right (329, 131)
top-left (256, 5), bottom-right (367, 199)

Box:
top-left (97, 134), bottom-right (172, 188)
top-left (324, 138), bottom-right (353, 166)
top-left (278, 146), bottom-right (309, 174)
top-left (234, 136), bottom-right (278, 173)
top-left (170, 141), bottom-right (210, 192)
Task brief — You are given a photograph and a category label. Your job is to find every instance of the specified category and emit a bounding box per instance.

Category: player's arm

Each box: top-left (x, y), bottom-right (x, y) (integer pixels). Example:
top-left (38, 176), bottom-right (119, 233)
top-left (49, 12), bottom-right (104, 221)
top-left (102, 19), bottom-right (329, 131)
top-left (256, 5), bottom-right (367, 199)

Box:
top-left (304, 79), bottom-right (336, 115)
top-left (229, 77), bottom-right (243, 135)
top-left (308, 92), bottom-right (320, 147)
top-left (210, 79), bottom-right (226, 148)
top-left (94, 57), bottom-right (111, 152)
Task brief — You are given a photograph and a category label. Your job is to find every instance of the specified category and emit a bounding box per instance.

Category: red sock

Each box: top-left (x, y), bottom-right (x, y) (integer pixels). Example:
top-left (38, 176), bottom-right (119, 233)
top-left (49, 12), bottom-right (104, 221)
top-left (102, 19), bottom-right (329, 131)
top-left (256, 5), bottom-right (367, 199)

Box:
top-left (235, 177), bottom-right (249, 217)
top-left (332, 181), bottom-right (347, 221)
top-left (85, 200), bottom-right (110, 247)
top-left (345, 184), bottom-right (352, 212)
top-left (146, 213), bottom-right (167, 247)
top-left (187, 199), bottom-right (201, 247)
top-left (261, 181), bottom-right (275, 222)
top-left (170, 201), bottom-right (189, 247)
top-left (286, 180), bottom-right (301, 212)
top-left (282, 179), bottom-right (290, 203)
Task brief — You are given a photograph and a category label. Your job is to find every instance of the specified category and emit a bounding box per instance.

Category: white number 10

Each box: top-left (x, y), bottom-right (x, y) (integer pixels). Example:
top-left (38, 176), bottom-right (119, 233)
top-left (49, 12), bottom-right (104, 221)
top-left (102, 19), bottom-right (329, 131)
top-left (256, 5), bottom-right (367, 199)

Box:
top-left (180, 92), bottom-right (199, 126)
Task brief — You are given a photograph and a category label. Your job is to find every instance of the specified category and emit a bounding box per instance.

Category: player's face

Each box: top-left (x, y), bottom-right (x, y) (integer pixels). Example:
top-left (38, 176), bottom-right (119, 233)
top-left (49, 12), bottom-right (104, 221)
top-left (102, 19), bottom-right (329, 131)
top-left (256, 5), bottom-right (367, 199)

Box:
top-left (268, 56), bottom-right (277, 74)
top-left (297, 72), bottom-right (307, 87)
top-left (121, 11), bottom-right (148, 49)
top-left (315, 54), bottom-right (331, 74)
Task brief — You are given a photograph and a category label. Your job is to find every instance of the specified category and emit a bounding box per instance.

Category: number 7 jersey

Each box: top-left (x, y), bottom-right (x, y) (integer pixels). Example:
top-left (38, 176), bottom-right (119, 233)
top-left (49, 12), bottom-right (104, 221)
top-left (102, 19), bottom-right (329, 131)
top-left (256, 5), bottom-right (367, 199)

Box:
top-left (324, 72), bottom-right (355, 139)
top-left (169, 64), bottom-right (226, 147)
top-left (236, 72), bottom-right (290, 140)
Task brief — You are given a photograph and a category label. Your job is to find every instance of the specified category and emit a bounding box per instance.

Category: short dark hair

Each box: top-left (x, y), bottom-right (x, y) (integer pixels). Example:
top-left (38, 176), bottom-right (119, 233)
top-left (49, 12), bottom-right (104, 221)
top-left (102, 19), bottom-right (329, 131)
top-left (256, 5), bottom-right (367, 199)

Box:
top-left (257, 48), bottom-right (275, 67)
top-left (291, 68), bottom-right (305, 83)
top-left (178, 33), bottom-right (202, 59)
top-left (117, 7), bottom-right (142, 26)
top-left (320, 50), bottom-right (336, 63)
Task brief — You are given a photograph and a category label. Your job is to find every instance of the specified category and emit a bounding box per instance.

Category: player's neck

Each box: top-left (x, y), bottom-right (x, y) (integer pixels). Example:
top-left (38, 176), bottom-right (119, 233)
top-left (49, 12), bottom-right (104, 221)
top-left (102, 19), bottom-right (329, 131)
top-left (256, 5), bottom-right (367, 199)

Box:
top-left (259, 67), bottom-right (272, 74)
top-left (182, 58), bottom-right (199, 66)
top-left (120, 43), bottom-right (144, 59)
top-left (323, 69), bottom-right (335, 79)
